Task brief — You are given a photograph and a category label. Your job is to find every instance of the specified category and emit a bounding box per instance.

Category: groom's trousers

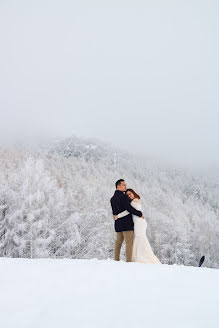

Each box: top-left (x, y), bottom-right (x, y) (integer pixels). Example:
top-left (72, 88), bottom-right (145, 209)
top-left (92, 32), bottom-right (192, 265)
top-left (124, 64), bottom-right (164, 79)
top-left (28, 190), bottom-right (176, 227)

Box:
top-left (114, 230), bottom-right (134, 262)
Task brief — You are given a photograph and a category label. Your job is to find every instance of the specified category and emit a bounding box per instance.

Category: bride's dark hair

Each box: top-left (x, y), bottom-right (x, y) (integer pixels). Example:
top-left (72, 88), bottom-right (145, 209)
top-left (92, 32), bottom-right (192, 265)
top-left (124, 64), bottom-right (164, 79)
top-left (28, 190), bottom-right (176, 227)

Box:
top-left (125, 188), bottom-right (140, 200)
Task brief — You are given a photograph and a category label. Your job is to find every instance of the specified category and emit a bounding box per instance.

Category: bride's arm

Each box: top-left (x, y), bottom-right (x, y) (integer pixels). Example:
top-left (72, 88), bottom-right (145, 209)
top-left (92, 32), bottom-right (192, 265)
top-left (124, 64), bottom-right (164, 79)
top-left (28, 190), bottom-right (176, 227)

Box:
top-left (114, 210), bottom-right (130, 220)
top-left (117, 210), bottom-right (130, 218)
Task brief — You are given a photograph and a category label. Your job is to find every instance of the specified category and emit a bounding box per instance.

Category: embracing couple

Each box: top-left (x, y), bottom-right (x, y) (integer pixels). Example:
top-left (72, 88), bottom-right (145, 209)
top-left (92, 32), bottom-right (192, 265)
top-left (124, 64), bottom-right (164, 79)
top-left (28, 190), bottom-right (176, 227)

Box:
top-left (110, 179), bottom-right (161, 264)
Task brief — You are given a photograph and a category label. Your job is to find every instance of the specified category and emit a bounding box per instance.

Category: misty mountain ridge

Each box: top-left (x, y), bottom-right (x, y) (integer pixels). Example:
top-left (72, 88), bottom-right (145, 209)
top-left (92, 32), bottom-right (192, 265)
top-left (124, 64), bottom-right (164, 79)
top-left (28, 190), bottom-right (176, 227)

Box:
top-left (48, 135), bottom-right (219, 208)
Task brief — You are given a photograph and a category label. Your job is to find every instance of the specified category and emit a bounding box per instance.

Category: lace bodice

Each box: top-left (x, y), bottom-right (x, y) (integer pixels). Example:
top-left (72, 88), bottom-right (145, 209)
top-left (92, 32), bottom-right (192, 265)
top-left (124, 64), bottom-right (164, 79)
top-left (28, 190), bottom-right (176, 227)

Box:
top-left (117, 199), bottom-right (142, 218)
top-left (130, 200), bottom-right (142, 211)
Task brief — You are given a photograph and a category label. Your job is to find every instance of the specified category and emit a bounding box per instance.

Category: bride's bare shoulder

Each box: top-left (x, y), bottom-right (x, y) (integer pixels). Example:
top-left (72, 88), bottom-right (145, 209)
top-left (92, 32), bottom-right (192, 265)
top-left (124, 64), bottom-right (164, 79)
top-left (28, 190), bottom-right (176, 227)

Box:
top-left (132, 198), bottom-right (140, 203)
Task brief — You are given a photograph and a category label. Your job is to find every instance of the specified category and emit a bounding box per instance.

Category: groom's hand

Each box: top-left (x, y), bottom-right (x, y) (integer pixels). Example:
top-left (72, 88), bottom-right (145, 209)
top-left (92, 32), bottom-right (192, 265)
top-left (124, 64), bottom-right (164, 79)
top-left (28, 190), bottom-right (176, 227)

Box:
top-left (114, 215), bottom-right (118, 220)
top-left (141, 214), bottom-right (144, 219)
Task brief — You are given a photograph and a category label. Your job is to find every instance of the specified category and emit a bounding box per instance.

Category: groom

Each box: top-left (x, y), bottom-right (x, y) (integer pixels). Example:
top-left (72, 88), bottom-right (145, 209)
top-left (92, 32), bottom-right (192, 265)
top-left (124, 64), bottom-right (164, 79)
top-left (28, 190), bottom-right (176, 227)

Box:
top-left (110, 179), bottom-right (144, 262)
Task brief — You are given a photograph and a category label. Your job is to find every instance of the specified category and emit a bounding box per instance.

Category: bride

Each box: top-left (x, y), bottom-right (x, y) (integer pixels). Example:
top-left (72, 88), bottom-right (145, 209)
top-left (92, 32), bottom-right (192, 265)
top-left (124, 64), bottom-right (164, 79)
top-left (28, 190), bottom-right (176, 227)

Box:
top-left (114, 188), bottom-right (161, 264)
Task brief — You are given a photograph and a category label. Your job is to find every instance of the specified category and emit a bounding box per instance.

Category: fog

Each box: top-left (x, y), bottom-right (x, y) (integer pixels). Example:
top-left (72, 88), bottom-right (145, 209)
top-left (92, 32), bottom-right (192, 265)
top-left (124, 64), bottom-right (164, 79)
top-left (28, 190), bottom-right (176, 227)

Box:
top-left (0, 0), bottom-right (218, 172)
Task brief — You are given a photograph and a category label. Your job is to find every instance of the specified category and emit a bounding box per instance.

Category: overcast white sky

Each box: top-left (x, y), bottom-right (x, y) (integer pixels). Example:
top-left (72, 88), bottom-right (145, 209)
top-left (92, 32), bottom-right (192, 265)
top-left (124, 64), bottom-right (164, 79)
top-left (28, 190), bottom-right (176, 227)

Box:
top-left (0, 0), bottom-right (218, 171)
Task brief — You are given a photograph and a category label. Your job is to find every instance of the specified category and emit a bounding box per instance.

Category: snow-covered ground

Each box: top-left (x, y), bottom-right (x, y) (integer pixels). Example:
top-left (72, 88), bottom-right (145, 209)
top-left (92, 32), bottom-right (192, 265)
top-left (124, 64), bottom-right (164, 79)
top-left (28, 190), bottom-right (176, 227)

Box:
top-left (0, 258), bottom-right (218, 328)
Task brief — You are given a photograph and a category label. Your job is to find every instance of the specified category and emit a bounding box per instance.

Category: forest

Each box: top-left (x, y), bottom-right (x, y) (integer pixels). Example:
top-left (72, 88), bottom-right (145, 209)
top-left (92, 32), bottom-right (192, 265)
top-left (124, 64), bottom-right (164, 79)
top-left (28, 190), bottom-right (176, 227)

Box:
top-left (0, 136), bottom-right (218, 268)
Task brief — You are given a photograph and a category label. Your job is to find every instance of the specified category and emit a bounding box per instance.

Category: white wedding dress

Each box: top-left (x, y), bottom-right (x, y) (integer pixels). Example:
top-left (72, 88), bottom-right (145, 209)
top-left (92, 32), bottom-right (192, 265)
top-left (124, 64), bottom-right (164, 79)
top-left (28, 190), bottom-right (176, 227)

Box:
top-left (118, 199), bottom-right (161, 264)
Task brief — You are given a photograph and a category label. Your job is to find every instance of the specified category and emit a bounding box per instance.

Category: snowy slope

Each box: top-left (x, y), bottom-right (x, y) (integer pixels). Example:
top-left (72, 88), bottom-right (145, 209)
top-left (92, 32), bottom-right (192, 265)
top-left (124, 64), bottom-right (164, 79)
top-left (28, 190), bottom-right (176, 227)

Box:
top-left (0, 258), bottom-right (218, 328)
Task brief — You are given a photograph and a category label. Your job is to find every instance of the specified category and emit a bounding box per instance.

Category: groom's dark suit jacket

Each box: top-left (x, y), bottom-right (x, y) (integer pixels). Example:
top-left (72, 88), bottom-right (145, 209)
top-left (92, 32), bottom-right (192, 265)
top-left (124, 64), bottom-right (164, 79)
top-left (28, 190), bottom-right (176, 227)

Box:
top-left (110, 190), bottom-right (142, 232)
